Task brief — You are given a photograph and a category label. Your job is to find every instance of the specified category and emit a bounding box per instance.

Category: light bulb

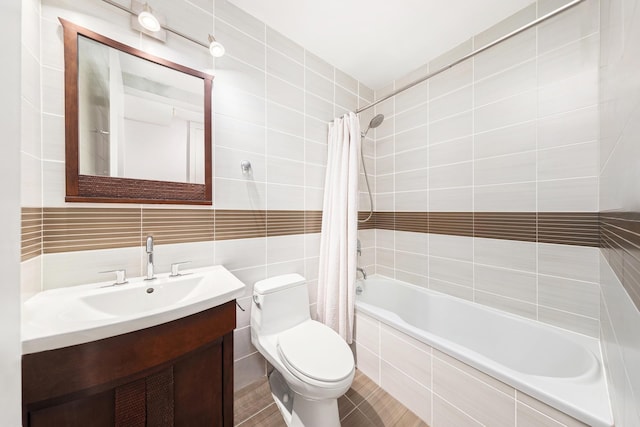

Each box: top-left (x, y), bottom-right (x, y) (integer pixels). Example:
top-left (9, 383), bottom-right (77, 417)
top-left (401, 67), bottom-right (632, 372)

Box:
top-left (208, 34), bottom-right (225, 57)
top-left (209, 41), bottom-right (225, 57)
top-left (138, 5), bottom-right (160, 32)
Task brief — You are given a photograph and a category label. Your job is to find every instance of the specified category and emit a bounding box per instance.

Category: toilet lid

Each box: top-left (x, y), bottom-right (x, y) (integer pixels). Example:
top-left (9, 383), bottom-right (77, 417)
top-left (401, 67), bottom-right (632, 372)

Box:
top-left (277, 321), bottom-right (354, 383)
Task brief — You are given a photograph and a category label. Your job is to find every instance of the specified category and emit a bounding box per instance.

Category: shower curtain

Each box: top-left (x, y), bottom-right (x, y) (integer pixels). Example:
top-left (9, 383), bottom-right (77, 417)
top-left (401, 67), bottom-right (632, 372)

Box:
top-left (317, 112), bottom-right (361, 344)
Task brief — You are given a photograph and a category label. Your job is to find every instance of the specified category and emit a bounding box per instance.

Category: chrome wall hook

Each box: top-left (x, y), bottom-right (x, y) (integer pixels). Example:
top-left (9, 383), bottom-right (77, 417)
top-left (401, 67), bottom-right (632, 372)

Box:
top-left (240, 160), bottom-right (252, 175)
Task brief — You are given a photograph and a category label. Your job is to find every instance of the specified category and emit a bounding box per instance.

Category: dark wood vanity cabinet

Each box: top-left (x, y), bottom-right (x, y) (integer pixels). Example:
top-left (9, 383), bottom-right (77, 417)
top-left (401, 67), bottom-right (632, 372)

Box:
top-left (22, 301), bottom-right (236, 427)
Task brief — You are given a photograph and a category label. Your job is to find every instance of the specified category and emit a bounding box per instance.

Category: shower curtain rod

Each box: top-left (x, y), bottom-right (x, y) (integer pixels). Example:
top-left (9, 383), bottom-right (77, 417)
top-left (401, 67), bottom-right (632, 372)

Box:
top-left (355, 0), bottom-right (586, 114)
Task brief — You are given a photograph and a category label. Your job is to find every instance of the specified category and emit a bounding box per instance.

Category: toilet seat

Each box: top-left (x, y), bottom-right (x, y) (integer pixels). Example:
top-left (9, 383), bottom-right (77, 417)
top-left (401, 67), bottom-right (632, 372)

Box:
top-left (277, 321), bottom-right (354, 384)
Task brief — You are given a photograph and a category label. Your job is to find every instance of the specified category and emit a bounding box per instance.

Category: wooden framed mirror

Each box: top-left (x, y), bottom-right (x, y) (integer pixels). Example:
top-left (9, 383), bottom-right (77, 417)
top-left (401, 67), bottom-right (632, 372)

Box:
top-left (60, 19), bottom-right (213, 205)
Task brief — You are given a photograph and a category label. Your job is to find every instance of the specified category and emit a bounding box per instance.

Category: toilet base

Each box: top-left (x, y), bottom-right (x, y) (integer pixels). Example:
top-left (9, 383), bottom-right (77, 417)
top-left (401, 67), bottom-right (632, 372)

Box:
top-left (268, 370), bottom-right (341, 427)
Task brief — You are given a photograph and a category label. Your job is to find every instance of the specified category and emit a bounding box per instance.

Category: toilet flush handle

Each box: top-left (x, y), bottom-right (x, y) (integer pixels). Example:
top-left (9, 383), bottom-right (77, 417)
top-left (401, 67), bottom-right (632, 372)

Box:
top-left (252, 295), bottom-right (261, 308)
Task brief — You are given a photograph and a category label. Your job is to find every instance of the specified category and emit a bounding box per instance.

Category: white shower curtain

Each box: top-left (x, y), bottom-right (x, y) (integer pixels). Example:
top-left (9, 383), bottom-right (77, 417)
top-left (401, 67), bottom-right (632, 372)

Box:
top-left (316, 112), bottom-right (361, 344)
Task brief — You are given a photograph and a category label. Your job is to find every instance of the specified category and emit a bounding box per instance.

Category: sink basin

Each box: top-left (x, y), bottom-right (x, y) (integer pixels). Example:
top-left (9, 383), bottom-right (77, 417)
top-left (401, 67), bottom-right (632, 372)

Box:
top-left (82, 274), bottom-right (207, 317)
top-left (22, 265), bottom-right (245, 354)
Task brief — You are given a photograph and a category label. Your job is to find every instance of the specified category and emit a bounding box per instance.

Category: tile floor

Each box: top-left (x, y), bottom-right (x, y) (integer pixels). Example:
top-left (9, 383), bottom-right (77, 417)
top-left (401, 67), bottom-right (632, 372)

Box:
top-left (234, 369), bottom-right (428, 426)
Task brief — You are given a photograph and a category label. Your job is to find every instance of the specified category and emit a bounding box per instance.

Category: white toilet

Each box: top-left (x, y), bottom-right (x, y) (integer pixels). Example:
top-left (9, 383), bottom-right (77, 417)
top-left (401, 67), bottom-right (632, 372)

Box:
top-left (250, 274), bottom-right (355, 427)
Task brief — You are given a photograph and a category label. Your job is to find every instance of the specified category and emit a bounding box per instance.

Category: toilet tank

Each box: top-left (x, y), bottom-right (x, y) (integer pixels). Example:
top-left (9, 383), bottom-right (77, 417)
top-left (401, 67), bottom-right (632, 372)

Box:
top-left (251, 274), bottom-right (311, 336)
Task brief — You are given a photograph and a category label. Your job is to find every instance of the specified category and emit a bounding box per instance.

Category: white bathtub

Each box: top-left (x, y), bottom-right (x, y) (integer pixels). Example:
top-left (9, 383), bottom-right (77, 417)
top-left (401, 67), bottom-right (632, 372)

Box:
top-left (354, 276), bottom-right (613, 427)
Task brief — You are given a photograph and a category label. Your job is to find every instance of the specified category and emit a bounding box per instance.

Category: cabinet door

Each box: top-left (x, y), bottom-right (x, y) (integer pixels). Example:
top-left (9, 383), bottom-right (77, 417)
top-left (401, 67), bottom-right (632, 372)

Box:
top-left (29, 390), bottom-right (114, 427)
top-left (175, 340), bottom-right (223, 426)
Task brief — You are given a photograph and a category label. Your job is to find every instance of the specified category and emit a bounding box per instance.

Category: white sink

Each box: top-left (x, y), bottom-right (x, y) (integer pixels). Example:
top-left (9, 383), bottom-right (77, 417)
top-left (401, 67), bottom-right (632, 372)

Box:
top-left (22, 265), bottom-right (245, 354)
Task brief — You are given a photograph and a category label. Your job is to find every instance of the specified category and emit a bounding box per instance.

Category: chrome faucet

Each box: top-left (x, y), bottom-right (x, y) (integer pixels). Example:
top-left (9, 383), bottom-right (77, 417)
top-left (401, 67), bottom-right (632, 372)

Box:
top-left (145, 236), bottom-right (156, 280)
top-left (356, 267), bottom-right (367, 280)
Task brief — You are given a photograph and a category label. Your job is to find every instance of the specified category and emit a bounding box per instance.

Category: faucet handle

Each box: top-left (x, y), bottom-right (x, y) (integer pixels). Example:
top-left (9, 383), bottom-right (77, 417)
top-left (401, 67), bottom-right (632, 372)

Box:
top-left (146, 235), bottom-right (154, 253)
top-left (170, 261), bottom-right (191, 277)
top-left (100, 269), bottom-right (128, 285)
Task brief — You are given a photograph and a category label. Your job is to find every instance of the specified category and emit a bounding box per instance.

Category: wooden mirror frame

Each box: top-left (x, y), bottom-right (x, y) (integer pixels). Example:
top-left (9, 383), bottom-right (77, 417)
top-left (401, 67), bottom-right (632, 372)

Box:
top-left (60, 19), bottom-right (213, 205)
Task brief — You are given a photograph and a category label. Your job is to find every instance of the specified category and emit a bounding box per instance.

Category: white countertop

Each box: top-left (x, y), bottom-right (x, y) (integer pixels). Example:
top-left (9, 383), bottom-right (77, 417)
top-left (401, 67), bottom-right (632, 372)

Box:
top-left (22, 265), bottom-right (245, 354)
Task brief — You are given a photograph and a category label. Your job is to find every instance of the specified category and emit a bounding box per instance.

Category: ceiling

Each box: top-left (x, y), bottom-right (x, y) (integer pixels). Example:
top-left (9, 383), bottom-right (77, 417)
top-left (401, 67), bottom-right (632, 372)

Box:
top-left (229, 0), bottom-right (536, 89)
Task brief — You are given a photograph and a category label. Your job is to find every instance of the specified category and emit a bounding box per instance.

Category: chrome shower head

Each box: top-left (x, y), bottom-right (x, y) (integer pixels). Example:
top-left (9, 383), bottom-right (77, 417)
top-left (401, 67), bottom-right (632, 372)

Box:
top-left (362, 114), bottom-right (385, 137)
top-left (369, 114), bottom-right (385, 129)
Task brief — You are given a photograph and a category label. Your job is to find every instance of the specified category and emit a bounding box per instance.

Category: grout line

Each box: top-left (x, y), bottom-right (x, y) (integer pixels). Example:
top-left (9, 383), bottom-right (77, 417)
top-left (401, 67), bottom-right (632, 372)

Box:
top-left (183, 0), bottom-right (212, 16)
top-left (213, 111), bottom-right (323, 148)
top-left (214, 15), bottom-right (266, 46)
top-left (391, 80), bottom-right (397, 282)
top-left (535, 4), bottom-right (540, 322)
top-left (235, 402), bottom-right (277, 427)
top-left (434, 391), bottom-right (490, 426)
top-left (433, 351), bottom-right (515, 399)
top-left (471, 34), bottom-right (477, 304)
top-left (516, 399), bottom-right (573, 427)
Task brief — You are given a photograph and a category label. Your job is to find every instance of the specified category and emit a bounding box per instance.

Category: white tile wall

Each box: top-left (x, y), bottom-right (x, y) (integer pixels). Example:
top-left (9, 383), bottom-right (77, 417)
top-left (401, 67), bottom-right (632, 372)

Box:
top-left (474, 60), bottom-right (536, 107)
top-left (43, 246), bottom-right (144, 289)
top-left (537, 0), bottom-right (599, 52)
top-left (474, 151), bottom-right (536, 186)
top-left (474, 90), bottom-right (537, 133)
top-left (474, 31), bottom-right (536, 81)
top-left (474, 264), bottom-right (537, 303)
top-left (475, 290), bottom-right (537, 320)
top-left (374, 231), bottom-right (600, 336)
top-left (599, 0), bottom-right (640, 423)
top-left (21, 0), bottom-right (43, 300)
top-left (474, 237), bottom-right (537, 272)
top-left (369, 0), bottom-right (601, 337)
top-left (537, 243), bottom-right (600, 283)
top-left (21, 256), bottom-right (42, 302)
top-left (475, 121), bottom-right (536, 159)
top-left (3, 1), bottom-right (27, 422)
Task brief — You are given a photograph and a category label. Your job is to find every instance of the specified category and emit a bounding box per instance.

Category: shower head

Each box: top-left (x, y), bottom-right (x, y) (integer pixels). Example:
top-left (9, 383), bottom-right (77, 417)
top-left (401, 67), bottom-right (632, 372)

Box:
top-left (369, 114), bottom-right (385, 129)
top-left (362, 114), bottom-right (385, 137)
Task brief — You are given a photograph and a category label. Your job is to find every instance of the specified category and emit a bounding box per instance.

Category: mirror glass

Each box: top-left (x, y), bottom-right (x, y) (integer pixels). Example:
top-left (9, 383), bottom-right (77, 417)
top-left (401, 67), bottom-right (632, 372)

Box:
top-left (77, 35), bottom-right (205, 184)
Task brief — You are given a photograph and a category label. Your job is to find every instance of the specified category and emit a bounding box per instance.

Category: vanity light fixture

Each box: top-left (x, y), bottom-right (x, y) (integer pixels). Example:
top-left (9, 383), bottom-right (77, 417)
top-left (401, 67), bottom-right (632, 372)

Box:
top-left (102, 0), bottom-right (226, 56)
top-left (137, 3), bottom-right (160, 32)
top-left (208, 34), bottom-right (225, 57)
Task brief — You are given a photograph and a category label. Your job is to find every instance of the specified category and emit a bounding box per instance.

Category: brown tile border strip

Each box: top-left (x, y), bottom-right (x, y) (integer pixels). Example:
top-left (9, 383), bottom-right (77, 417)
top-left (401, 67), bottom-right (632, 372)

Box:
top-left (374, 212), bottom-right (395, 231)
top-left (367, 211), bottom-right (599, 247)
top-left (357, 211), bottom-right (376, 230)
top-left (601, 212), bottom-right (640, 311)
top-left (22, 208), bottom-right (601, 259)
top-left (396, 212), bottom-right (428, 234)
top-left (539, 212), bottom-right (600, 247)
top-left (215, 210), bottom-right (266, 241)
top-left (431, 212), bottom-right (474, 237)
top-left (267, 210), bottom-right (306, 237)
top-left (475, 212), bottom-right (536, 242)
top-left (21, 208), bottom-right (43, 262)
top-left (29, 208), bottom-right (326, 256)
top-left (143, 209), bottom-right (215, 245)
top-left (306, 211), bottom-right (324, 233)
top-left (43, 207), bottom-right (141, 254)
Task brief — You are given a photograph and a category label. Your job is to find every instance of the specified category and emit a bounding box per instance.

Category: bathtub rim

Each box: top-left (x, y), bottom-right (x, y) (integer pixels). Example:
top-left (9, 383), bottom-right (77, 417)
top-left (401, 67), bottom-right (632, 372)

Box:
top-left (354, 275), bottom-right (613, 427)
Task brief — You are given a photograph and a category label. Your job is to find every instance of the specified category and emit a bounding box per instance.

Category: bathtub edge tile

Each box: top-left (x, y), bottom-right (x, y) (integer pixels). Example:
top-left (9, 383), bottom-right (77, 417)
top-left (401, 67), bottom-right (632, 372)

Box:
top-left (380, 360), bottom-right (432, 424)
top-left (433, 349), bottom-right (514, 397)
top-left (432, 355), bottom-right (516, 426)
top-left (354, 342), bottom-right (380, 385)
top-left (516, 391), bottom-right (589, 427)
